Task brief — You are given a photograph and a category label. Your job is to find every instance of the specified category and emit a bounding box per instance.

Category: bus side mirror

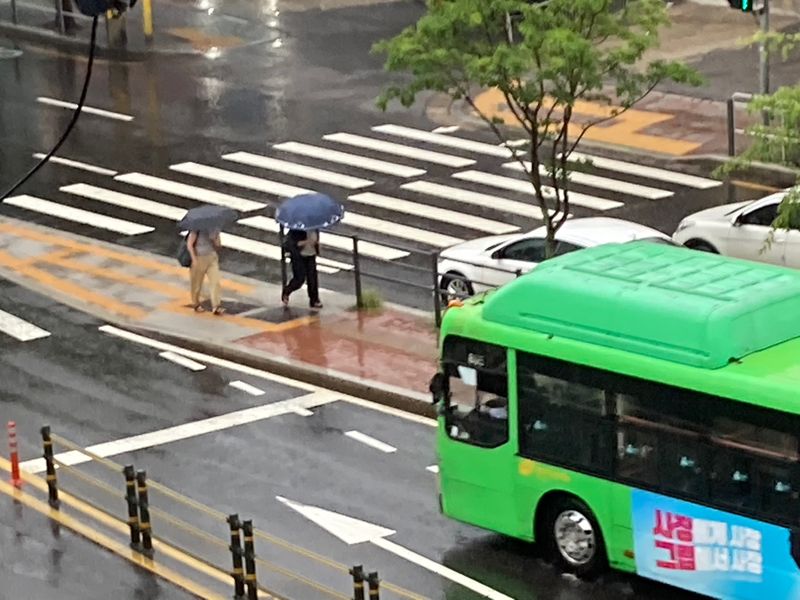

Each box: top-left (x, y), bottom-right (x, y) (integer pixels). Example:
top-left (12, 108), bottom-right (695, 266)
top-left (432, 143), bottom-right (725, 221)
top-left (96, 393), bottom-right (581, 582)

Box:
top-left (429, 372), bottom-right (446, 405)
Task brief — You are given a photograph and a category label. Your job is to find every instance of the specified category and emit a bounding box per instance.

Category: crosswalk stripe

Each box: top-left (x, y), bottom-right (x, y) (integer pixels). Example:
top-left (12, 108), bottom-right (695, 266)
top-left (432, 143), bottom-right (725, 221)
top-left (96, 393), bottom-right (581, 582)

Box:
top-left (36, 96), bottom-right (134, 121)
top-left (343, 213), bottom-right (462, 248)
top-left (219, 233), bottom-right (346, 273)
top-left (3, 195), bottom-right (154, 235)
top-left (372, 124), bottom-right (513, 158)
top-left (453, 170), bottom-right (623, 211)
top-left (401, 181), bottom-right (545, 220)
top-left (348, 192), bottom-right (518, 235)
top-left (61, 183), bottom-right (187, 220)
top-left (322, 133), bottom-right (476, 168)
top-left (502, 161), bottom-right (673, 200)
top-left (0, 309), bottom-right (51, 342)
top-left (238, 216), bottom-right (409, 261)
top-left (33, 153), bottom-right (118, 176)
top-left (115, 172), bottom-right (266, 212)
top-left (274, 141), bottom-right (427, 178)
top-left (223, 152), bottom-right (374, 190)
top-left (566, 152), bottom-right (722, 189)
top-left (170, 162), bottom-right (312, 198)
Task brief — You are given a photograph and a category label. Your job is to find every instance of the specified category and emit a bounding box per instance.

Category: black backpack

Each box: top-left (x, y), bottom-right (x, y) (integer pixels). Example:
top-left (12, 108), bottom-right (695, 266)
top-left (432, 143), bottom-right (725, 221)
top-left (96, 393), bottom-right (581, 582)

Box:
top-left (177, 238), bottom-right (192, 267)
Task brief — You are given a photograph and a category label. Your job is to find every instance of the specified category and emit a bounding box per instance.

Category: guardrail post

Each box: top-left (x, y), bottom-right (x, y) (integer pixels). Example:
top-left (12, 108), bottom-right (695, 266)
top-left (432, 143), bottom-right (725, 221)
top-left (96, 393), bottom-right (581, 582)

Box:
top-left (10, 0), bottom-right (17, 25)
top-left (727, 97), bottom-right (736, 157)
top-left (136, 470), bottom-right (154, 556)
top-left (41, 426), bottom-right (59, 508)
top-left (352, 236), bottom-right (363, 310)
top-left (8, 421), bottom-right (20, 488)
top-left (279, 226), bottom-right (288, 293)
top-left (123, 465), bottom-right (141, 549)
top-left (228, 514), bottom-right (246, 599)
top-left (430, 252), bottom-right (442, 329)
top-left (367, 571), bottom-right (380, 599)
top-left (350, 565), bottom-right (365, 600)
top-left (242, 520), bottom-right (258, 600)
top-left (54, 0), bottom-right (66, 34)
top-left (142, 0), bottom-right (154, 43)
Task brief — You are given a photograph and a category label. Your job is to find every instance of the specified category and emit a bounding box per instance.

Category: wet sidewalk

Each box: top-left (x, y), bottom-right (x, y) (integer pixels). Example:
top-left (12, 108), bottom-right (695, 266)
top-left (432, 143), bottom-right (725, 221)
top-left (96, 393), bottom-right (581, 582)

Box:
top-left (0, 217), bottom-right (438, 408)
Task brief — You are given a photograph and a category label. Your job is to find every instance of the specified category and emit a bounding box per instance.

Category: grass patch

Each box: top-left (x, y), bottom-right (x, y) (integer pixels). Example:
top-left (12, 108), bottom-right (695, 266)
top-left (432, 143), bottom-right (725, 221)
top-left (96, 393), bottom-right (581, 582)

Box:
top-left (350, 288), bottom-right (384, 313)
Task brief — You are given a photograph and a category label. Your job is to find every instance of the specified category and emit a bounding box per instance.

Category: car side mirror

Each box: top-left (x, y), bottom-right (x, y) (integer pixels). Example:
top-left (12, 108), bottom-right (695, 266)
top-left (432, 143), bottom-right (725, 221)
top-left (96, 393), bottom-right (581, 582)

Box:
top-left (429, 372), bottom-right (447, 405)
top-left (491, 249), bottom-right (504, 260)
top-left (732, 214), bottom-right (743, 227)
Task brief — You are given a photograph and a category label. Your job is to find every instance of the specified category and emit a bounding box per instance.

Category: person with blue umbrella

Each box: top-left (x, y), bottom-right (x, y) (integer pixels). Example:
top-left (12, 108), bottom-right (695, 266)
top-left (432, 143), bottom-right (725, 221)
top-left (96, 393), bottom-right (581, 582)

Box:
top-left (276, 193), bottom-right (344, 310)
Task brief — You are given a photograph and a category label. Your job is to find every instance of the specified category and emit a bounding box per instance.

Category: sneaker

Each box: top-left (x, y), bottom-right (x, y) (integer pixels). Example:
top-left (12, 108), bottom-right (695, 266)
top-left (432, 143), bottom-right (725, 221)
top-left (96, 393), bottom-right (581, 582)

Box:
top-left (310, 301), bottom-right (323, 310)
top-left (281, 292), bottom-right (289, 307)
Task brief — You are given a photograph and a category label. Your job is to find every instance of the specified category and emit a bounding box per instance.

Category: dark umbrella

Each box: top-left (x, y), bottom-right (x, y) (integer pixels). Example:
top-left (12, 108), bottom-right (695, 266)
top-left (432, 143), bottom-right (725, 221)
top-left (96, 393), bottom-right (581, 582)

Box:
top-left (275, 193), bottom-right (344, 231)
top-left (177, 205), bottom-right (239, 232)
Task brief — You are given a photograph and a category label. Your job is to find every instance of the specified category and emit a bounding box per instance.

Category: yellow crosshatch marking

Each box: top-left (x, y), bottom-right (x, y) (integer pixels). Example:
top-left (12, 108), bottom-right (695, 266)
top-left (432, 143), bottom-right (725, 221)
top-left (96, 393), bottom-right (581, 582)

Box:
top-left (473, 88), bottom-right (701, 156)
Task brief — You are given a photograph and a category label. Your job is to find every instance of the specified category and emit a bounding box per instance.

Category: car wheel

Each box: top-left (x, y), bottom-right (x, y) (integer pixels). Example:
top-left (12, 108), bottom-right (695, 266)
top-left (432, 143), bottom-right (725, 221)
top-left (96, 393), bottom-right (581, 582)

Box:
top-left (684, 239), bottom-right (719, 254)
top-left (542, 496), bottom-right (607, 579)
top-left (440, 272), bottom-right (474, 304)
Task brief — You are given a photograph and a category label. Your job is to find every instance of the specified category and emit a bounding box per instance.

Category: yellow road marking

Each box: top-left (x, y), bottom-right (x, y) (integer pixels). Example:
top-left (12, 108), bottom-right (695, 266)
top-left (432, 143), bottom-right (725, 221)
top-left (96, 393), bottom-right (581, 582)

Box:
top-left (158, 298), bottom-right (319, 333)
top-left (731, 179), bottom-right (784, 192)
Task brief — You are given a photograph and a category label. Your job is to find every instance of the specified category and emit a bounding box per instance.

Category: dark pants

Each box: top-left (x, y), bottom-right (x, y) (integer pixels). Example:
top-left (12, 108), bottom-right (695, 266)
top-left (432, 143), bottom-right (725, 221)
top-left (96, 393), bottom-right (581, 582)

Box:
top-left (284, 255), bottom-right (319, 304)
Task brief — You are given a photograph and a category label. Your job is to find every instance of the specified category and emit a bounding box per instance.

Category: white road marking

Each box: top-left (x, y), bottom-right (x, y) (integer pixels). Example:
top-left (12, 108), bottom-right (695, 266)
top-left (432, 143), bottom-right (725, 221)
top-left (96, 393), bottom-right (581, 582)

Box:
top-left (566, 152), bottom-right (723, 189)
top-left (277, 496), bottom-right (514, 600)
top-left (349, 192), bottom-right (518, 235)
top-left (291, 407), bottom-right (314, 417)
top-left (3, 195), bottom-right (154, 236)
top-left (400, 180), bottom-right (545, 220)
top-left (426, 465), bottom-right (439, 473)
top-left (20, 391), bottom-right (340, 474)
top-left (0, 309), bottom-right (51, 342)
top-left (453, 170), bottom-right (623, 211)
top-left (223, 151), bottom-right (374, 189)
top-left (344, 430), bottom-right (397, 453)
top-left (219, 233), bottom-right (346, 273)
top-left (36, 96), bottom-right (134, 121)
top-left (238, 216), bottom-right (409, 260)
top-left (230, 380), bottom-right (266, 396)
top-left (343, 212), bottom-right (462, 248)
top-left (33, 153), bottom-right (118, 176)
top-left (159, 351), bottom-right (206, 371)
top-left (502, 161), bottom-right (673, 200)
top-left (431, 125), bottom-right (460, 134)
top-left (170, 162), bottom-right (312, 198)
top-left (115, 172), bottom-right (266, 212)
top-left (372, 124), bottom-right (513, 158)
top-left (504, 139), bottom-right (529, 148)
top-left (61, 183), bottom-right (187, 220)
top-left (274, 141), bottom-right (426, 178)
top-left (323, 133), bottom-right (475, 168)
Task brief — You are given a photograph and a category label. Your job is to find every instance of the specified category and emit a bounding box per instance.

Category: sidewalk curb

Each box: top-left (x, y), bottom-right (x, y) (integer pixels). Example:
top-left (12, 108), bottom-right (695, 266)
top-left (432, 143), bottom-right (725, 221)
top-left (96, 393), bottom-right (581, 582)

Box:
top-left (670, 154), bottom-right (799, 188)
top-left (125, 323), bottom-right (437, 420)
top-left (0, 21), bottom-right (147, 61)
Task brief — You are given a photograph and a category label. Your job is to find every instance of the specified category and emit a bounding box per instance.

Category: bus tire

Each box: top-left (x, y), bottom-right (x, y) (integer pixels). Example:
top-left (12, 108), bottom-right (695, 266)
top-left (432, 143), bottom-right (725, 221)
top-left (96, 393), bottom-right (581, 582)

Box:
top-left (541, 496), bottom-right (607, 579)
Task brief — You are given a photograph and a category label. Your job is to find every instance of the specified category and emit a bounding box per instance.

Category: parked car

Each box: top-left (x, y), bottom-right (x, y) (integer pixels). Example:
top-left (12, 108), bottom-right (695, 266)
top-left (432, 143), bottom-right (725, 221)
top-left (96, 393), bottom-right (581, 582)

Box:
top-left (438, 217), bottom-right (673, 301)
top-left (672, 190), bottom-right (800, 268)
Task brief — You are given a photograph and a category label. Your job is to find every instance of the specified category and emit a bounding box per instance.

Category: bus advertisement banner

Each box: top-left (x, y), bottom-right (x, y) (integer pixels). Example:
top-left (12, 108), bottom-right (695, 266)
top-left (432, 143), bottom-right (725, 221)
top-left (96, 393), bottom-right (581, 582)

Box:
top-left (631, 489), bottom-right (800, 599)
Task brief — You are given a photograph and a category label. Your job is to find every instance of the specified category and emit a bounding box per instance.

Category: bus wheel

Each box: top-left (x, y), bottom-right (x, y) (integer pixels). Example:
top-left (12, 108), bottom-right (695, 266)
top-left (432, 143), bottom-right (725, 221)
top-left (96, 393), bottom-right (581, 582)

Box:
top-left (544, 497), bottom-right (607, 579)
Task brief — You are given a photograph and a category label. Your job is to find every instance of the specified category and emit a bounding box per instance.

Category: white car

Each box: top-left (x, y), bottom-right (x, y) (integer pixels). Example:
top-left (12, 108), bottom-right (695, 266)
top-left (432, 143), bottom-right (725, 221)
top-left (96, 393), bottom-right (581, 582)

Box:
top-left (672, 190), bottom-right (800, 267)
top-left (438, 217), bottom-right (673, 300)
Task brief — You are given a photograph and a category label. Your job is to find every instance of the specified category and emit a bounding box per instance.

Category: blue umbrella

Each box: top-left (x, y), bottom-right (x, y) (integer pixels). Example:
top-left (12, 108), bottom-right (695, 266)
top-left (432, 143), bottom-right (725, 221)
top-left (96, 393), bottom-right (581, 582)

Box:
top-left (177, 205), bottom-right (238, 232)
top-left (275, 193), bottom-right (344, 231)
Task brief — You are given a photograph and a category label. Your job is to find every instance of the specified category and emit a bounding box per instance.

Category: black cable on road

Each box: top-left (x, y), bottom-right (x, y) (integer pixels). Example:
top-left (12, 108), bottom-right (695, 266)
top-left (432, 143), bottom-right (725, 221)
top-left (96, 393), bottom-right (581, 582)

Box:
top-left (0, 15), bottom-right (99, 202)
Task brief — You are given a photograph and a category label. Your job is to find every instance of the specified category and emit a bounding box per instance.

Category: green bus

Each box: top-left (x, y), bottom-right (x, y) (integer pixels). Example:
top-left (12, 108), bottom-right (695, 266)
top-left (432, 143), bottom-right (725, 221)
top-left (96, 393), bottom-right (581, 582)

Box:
top-left (430, 241), bottom-right (800, 599)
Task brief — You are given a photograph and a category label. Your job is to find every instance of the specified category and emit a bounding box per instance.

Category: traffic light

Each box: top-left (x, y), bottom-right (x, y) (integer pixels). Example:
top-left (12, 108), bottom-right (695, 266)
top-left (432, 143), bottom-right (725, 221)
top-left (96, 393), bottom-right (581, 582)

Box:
top-left (728, 0), bottom-right (753, 11)
top-left (74, 0), bottom-right (137, 17)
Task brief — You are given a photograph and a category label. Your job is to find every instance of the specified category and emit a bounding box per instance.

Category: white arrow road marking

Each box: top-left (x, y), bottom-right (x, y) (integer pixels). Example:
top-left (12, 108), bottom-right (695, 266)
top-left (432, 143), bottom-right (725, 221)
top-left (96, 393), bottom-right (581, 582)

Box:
top-left (276, 497), bottom-right (515, 600)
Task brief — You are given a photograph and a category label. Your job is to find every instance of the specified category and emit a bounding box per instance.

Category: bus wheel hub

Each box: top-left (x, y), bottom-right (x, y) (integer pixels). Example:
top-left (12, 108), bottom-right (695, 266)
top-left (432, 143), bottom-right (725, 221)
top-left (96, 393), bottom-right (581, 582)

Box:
top-left (554, 510), bottom-right (595, 565)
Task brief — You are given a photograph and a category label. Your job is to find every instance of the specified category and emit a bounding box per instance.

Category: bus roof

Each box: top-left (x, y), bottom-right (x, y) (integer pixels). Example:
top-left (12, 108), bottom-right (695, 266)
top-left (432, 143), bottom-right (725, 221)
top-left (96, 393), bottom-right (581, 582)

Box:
top-left (481, 241), bottom-right (800, 369)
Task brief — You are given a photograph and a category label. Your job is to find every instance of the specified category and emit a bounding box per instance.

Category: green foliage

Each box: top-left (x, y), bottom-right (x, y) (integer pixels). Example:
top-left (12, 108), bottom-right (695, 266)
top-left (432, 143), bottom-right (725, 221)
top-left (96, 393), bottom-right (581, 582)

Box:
top-left (374, 0), bottom-right (700, 255)
top-left (355, 288), bottom-right (384, 312)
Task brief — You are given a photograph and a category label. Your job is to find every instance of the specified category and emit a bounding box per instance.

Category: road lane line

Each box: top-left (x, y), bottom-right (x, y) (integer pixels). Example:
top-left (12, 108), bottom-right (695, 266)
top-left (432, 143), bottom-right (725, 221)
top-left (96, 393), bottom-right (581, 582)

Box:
top-left (229, 380), bottom-right (266, 396)
top-left (274, 141), bottom-right (426, 178)
top-left (20, 390), bottom-right (341, 473)
top-left (0, 309), bottom-right (51, 341)
top-left (159, 351), bottom-right (206, 371)
top-left (238, 216), bottom-right (409, 260)
top-left (323, 132), bottom-right (475, 168)
top-left (400, 180), bottom-right (545, 220)
top-left (61, 183), bottom-right (187, 220)
top-left (223, 151), bottom-right (374, 189)
top-left (502, 161), bottom-right (673, 200)
top-left (115, 172), bottom-right (266, 212)
top-left (33, 153), bottom-right (118, 176)
top-left (453, 170), bottom-right (623, 211)
top-left (372, 124), bottom-right (512, 157)
top-left (426, 465), bottom-right (439, 473)
top-left (170, 162), bottom-right (313, 198)
top-left (348, 192), bottom-right (518, 235)
top-left (291, 407), bottom-right (314, 417)
top-left (343, 213), bottom-right (462, 248)
top-left (37, 96), bottom-right (134, 121)
top-left (3, 195), bottom-right (154, 235)
top-left (566, 152), bottom-right (722, 189)
top-left (344, 430), bottom-right (397, 453)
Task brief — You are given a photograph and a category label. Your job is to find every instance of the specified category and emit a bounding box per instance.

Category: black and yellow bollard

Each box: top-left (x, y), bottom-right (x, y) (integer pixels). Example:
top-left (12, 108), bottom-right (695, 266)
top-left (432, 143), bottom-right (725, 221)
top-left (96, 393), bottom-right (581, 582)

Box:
top-left (136, 470), bottom-right (154, 556)
top-left (242, 520), bottom-right (258, 600)
top-left (228, 514), bottom-right (246, 599)
top-left (367, 571), bottom-right (380, 600)
top-left (124, 466), bottom-right (141, 549)
top-left (41, 426), bottom-right (59, 509)
top-left (350, 565), bottom-right (365, 600)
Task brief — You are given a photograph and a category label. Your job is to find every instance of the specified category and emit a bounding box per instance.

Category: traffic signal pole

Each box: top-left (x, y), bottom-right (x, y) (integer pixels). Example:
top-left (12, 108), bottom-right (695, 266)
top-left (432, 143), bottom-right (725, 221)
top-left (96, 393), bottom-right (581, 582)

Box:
top-left (759, 0), bottom-right (770, 124)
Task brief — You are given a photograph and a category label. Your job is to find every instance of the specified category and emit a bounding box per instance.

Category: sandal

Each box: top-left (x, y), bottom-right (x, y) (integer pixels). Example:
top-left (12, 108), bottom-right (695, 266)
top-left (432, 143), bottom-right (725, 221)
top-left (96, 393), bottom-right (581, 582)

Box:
top-left (213, 306), bottom-right (226, 316)
top-left (193, 305), bottom-right (206, 313)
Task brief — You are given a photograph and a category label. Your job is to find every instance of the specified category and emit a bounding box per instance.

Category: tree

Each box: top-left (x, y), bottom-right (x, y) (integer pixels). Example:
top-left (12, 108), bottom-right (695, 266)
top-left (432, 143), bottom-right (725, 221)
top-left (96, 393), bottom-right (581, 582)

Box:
top-left (373, 0), bottom-right (701, 256)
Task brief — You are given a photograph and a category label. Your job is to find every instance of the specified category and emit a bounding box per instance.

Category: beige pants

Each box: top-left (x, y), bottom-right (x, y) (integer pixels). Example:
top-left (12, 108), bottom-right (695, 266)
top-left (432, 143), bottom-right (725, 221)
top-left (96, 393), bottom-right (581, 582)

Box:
top-left (190, 253), bottom-right (221, 309)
